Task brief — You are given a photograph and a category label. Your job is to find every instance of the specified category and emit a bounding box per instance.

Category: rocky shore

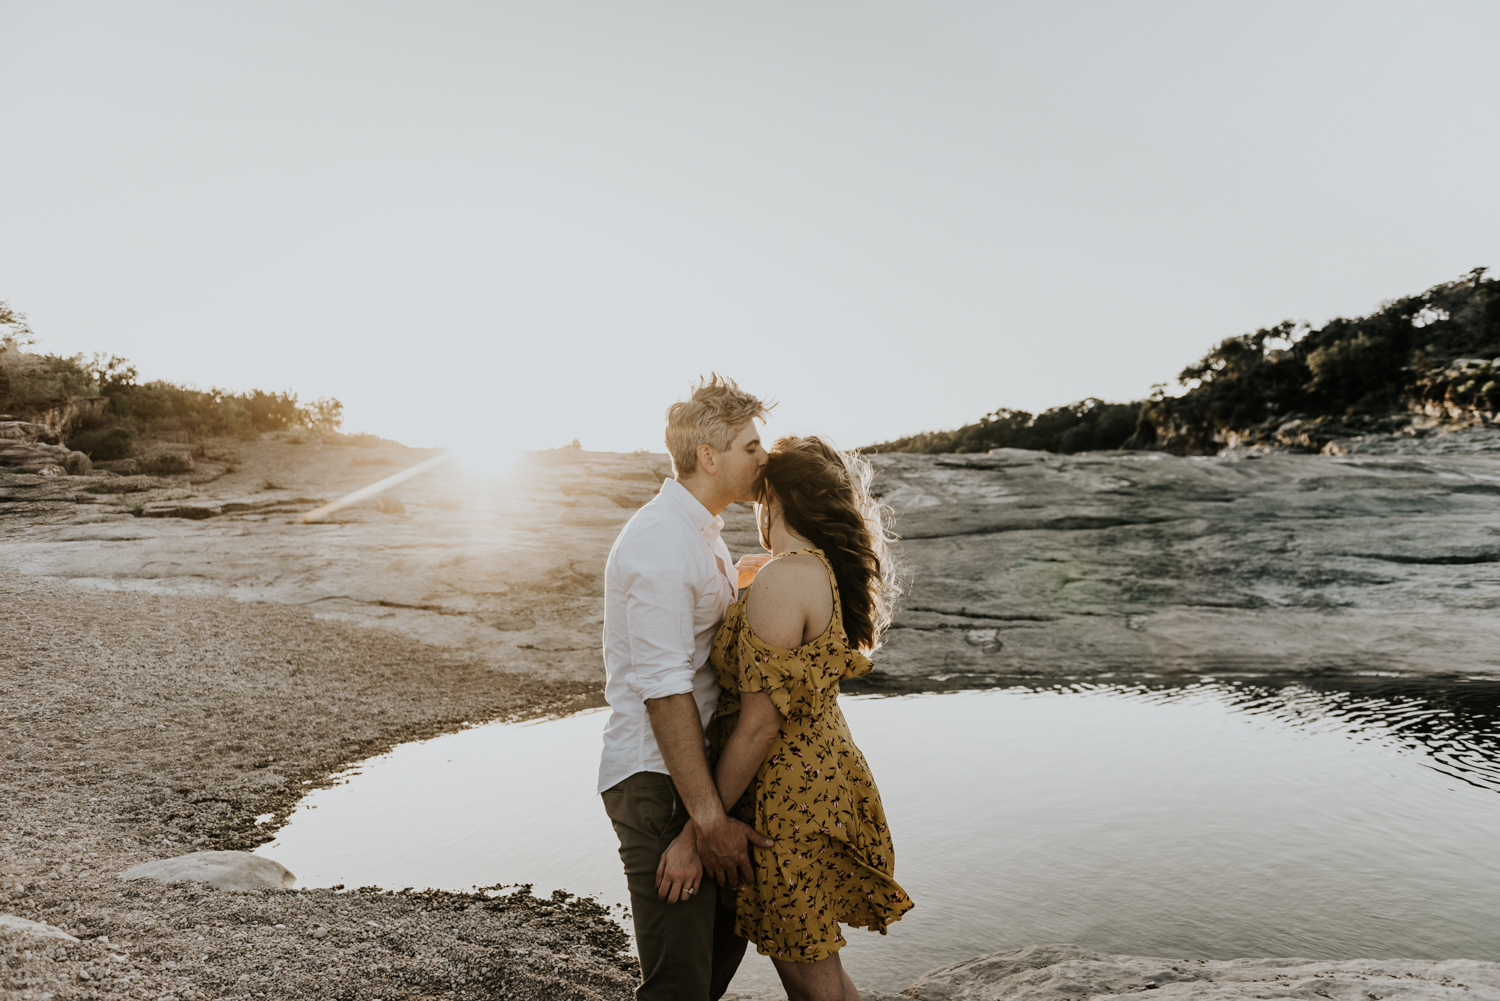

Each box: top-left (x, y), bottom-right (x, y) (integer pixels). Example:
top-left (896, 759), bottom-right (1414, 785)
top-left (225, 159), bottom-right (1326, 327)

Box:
top-left (5, 428), bottom-right (1499, 998)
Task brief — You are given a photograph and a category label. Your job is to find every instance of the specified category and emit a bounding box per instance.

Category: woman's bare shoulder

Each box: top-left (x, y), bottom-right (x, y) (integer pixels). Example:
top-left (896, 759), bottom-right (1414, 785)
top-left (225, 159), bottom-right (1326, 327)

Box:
top-left (746, 554), bottom-right (833, 648)
top-left (751, 552), bottom-right (827, 592)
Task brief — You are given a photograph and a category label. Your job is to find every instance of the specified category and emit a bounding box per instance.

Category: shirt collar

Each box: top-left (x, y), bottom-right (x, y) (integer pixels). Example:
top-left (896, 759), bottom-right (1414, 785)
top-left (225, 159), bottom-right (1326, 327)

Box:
top-left (660, 478), bottom-right (725, 541)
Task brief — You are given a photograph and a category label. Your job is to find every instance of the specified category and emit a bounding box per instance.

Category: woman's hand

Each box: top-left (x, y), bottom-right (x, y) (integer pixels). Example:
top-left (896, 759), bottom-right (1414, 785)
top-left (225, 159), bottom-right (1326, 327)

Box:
top-left (656, 821), bottom-right (704, 903)
top-left (735, 553), bottom-right (773, 589)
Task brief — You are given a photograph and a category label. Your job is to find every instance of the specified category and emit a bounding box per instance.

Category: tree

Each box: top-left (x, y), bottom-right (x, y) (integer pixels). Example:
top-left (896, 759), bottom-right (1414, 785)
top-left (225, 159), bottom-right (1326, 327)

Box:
top-left (0, 300), bottom-right (36, 349)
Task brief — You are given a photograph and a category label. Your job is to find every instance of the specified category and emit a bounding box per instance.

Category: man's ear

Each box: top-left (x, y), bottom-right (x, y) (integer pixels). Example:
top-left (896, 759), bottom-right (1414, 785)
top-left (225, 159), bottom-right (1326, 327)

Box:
top-left (697, 443), bottom-right (717, 475)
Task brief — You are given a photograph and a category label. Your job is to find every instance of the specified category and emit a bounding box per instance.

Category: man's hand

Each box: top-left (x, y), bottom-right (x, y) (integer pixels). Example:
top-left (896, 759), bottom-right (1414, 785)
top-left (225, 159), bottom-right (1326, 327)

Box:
top-left (644, 693), bottom-right (772, 886)
top-left (656, 821), bottom-right (704, 904)
top-left (695, 813), bottom-right (774, 888)
top-left (735, 553), bottom-right (773, 589)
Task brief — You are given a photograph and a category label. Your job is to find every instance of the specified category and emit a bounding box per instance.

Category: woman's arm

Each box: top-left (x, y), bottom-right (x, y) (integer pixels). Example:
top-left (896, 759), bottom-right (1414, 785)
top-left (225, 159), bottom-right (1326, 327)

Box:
top-left (659, 691), bottom-right (781, 902)
top-left (714, 690), bottom-right (783, 810)
top-left (715, 555), bottom-right (827, 809)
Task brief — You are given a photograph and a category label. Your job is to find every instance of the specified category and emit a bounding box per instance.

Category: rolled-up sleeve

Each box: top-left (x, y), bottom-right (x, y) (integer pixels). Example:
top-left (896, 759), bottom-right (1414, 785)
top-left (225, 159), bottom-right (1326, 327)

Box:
top-left (621, 550), bottom-right (698, 702)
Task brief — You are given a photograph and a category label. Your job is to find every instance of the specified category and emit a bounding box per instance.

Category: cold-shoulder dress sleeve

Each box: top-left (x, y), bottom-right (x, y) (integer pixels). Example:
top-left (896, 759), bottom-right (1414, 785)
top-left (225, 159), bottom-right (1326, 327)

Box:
top-left (730, 625), bottom-right (845, 720)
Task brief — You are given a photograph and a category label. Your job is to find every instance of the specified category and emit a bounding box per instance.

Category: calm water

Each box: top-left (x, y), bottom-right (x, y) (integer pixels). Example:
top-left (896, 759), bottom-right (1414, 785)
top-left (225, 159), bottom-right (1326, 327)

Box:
top-left (257, 677), bottom-right (1500, 993)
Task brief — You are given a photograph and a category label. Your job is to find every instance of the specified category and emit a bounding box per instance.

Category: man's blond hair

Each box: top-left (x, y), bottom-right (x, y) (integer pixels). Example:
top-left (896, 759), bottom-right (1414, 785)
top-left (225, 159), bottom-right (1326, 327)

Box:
top-left (665, 374), bottom-right (773, 476)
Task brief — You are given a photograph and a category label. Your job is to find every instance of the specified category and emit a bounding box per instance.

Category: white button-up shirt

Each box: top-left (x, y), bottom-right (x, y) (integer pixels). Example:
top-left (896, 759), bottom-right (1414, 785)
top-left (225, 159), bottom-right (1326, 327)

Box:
top-left (597, 478), bottom-right (738, 794)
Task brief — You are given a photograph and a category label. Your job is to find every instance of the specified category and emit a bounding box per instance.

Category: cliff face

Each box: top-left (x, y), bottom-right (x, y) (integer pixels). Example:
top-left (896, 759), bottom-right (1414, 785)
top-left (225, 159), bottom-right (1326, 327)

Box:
top-left (4, 434), bottom-right (1497, 683)
top-left (24, 395), bottom-right (110, 437)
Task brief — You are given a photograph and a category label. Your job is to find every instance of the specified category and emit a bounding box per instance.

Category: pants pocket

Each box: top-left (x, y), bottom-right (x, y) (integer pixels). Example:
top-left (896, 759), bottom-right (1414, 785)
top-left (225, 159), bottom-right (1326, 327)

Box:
top-left (603, 773), bottom-right (681, 843)
top-left (640, 773), bottom-right (680, 841)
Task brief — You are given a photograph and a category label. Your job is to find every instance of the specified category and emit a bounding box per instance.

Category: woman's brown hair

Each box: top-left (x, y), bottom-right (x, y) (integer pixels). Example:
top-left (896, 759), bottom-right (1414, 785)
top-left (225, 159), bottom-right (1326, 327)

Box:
top-left (759, 436), bottom-right (902, 652)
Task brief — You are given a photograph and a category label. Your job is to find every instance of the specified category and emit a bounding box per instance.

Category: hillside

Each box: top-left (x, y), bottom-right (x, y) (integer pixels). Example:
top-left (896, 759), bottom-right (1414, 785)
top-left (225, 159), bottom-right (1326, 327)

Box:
top-left (1, 303), bottom-right (357, 469)
top-left (870, 268), bottom-right (1499, 456)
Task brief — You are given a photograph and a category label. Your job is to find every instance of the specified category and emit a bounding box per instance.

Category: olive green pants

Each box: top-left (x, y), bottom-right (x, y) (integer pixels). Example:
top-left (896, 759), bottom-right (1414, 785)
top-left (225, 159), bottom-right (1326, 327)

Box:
top-left (602, 771), bottom-right (747, 1001)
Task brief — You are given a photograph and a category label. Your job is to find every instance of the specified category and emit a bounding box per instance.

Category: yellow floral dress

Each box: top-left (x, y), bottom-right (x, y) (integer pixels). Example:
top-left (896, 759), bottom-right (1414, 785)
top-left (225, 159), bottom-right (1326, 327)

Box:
top-left (708, 548), bottom-right (913, 963)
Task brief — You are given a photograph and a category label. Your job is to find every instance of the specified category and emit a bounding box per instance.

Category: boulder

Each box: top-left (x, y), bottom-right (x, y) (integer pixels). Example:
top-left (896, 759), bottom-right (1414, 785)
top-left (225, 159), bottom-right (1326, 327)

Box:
top-left (903, 944), bottom-right (1500, 1001)
top-left (0, 914), bottom-right (79, 942)
top-left (93, 458), bottom-right (139, 475)
top-left (0, 420), bottom-right (62, 444)
top-left (0, 439), bottom-right (93, 474)
top-left (118, 850), bottom-right (295, 891)
top-left (0, 439), bottom-right (72, 468)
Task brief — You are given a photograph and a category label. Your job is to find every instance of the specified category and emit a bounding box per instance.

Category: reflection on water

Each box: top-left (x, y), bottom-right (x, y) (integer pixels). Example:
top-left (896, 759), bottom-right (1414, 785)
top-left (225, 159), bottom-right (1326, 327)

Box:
top-left (845, 673), bottom-right (1500, 794)
top-left (1203, 678), bottom-right (1500, 794)
top-left (258, 675), bottom-right (1500, 992)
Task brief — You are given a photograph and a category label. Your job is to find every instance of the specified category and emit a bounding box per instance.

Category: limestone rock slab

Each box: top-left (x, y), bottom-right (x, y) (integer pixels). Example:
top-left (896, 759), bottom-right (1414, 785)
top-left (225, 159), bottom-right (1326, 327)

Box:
top-left (118, 850), bottom-right (295, 890)
top-left (904, 944), bottom-right (1500, 1001)
top-left (0, 420), bottom-right (62, 444)
top-left (4, 437), bottom-right (1499, 681)
top-left (866, 448), bottom-right (1500, 677)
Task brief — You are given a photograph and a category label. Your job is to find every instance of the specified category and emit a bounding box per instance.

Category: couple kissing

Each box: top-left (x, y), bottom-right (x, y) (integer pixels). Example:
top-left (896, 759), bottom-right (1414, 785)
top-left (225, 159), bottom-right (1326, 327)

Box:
top-left (597, 375), bottom-right (912, 1001)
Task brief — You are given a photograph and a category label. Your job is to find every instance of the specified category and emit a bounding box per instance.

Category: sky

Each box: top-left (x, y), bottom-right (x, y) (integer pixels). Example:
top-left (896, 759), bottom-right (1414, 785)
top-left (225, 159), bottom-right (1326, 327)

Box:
top-left (3, 1), bottom-right (1498, 455)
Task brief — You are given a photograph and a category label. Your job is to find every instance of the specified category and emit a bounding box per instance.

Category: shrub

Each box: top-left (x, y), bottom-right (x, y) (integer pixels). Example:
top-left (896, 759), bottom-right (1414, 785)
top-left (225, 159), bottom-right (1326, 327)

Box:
top-left (141, 452), bottom-right (193, 474)
top-left (242, 390), bottom-right (302, 431)
top-left (69, 425), bottom-right (136, 461)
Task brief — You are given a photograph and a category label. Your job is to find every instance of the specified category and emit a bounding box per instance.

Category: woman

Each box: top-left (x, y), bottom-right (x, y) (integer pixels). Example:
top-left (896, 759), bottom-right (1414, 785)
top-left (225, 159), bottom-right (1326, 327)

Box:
top-left (661, 435), bottom-right (912, 1001)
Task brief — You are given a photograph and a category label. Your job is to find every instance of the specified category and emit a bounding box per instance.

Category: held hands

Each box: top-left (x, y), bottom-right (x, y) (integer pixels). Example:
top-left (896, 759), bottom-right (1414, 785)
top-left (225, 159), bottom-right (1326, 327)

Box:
top-left (655, 821), bottom-right (703, 904)
top-left (735, 553), bottom-right (773, 589)
top-left (695, 813), bottom-right (775, 888)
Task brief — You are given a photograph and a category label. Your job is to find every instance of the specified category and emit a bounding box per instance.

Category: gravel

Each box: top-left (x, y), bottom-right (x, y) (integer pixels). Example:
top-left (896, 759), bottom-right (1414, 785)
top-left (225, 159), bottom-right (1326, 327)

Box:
top-left (1, 570), bottom-right (634, 999)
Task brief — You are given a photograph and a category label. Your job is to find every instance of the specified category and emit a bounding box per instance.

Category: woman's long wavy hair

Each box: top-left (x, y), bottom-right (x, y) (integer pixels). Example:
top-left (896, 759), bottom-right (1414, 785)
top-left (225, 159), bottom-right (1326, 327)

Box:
top-left (759, 436), bottom-right (903, 653)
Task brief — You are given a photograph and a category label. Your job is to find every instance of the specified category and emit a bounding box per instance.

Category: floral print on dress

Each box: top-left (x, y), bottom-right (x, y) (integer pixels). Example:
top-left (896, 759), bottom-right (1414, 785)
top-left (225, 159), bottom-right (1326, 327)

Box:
top-left (708, 548), bottom-right (914, 963)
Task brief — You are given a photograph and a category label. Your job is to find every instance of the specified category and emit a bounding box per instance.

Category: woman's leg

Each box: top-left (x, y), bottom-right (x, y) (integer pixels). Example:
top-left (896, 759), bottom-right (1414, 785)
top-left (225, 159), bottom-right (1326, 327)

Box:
top-left (770, 952), bottom-right (861, 1001)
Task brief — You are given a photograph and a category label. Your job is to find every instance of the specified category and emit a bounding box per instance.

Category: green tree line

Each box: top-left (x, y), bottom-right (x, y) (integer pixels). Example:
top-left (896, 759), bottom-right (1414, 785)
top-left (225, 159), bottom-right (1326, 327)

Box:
top-left (2, 304), bottom-right (343, 461)
top-left (868, 398), bottom-right (1143, 455)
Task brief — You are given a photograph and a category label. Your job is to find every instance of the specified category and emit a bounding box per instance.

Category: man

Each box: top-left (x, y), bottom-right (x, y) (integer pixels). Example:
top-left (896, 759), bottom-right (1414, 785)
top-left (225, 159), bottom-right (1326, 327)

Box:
top-left (598, 374), bottom-right (776, 1000)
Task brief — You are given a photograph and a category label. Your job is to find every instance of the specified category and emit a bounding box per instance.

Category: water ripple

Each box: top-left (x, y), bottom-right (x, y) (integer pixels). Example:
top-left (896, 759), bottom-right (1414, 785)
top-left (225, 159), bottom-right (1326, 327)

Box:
top-left (1086, 678), bottom-right (1500, 793)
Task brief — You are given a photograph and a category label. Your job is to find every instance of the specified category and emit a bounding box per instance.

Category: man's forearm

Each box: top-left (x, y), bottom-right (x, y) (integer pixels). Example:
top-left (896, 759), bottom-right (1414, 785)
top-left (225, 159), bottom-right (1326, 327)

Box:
top-left (645, 693), bottom-right (728, 828)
